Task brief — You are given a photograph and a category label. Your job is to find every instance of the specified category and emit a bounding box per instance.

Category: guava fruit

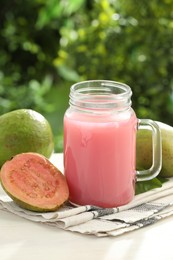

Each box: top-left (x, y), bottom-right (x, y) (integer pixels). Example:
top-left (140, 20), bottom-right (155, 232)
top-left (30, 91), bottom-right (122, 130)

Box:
top-left (136, 121), bottom-right (173, 178)
top-left (0, 152), bottom-right (69, 212)
top-left (0, 109), bottom-right (54, 168)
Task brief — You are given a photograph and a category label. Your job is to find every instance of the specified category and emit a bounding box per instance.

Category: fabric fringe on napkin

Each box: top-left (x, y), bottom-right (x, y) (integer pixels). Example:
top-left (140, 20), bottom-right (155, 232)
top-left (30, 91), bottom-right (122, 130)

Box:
top-left (1, 178), bottom-right (173, 237)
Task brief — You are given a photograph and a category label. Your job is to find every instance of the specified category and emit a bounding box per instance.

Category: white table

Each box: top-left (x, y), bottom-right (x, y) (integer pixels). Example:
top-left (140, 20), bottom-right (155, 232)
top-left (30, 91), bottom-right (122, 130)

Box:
top-left (0, 154), bottom-right (173, 260)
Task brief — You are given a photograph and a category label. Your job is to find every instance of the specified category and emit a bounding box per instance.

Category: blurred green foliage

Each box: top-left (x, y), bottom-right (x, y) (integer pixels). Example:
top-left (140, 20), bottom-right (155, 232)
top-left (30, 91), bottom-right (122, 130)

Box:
top-left (56, 0), bottom-right (173, 121)
top-left (0, 0), bottom-right (173, 152)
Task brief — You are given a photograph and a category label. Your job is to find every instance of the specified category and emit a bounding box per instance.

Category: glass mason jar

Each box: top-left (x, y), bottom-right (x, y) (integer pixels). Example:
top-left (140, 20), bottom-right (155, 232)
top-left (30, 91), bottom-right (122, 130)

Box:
top-left (64, 80), bottom-right (162, 208)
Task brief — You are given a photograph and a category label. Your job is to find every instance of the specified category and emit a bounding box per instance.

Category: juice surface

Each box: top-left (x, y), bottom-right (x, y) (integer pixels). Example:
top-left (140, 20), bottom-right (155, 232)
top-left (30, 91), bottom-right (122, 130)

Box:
top-left (64, 110), bottom-right (137, 208)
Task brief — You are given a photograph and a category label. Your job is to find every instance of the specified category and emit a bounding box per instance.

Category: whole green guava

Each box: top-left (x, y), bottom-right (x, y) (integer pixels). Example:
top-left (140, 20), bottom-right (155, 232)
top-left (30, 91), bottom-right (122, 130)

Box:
top-left (0, 109), bottom-right (54, 167)
top-left (136, 121), bottom-right (173, 178)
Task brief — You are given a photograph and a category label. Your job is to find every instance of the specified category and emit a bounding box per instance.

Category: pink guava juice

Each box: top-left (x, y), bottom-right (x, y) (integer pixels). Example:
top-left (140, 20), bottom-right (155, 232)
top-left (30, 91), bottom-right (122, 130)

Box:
top-left (64, 108), bottom-right (138, 208)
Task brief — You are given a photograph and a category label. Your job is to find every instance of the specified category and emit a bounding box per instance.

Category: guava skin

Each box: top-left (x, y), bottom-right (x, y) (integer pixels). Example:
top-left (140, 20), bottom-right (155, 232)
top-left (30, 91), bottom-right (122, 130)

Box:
top-left (0, 152), bottom-right (69, 212)
top-left (136, 121), bottom-right (173, 178)
top-left (0, 109), bottom-right (54, 168)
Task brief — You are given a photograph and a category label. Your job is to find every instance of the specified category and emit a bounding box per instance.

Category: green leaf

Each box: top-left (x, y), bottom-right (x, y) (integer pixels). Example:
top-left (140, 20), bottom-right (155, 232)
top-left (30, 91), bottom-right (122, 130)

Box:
top-left (58, 65), bottom-right (81, 82)
top-left (135, 177), bottom-right (168, 195)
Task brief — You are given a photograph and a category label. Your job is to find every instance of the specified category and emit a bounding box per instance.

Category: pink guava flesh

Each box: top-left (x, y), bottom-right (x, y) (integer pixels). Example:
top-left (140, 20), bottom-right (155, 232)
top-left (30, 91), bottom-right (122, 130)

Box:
top-left (0, 152), bottom-right (69, 212)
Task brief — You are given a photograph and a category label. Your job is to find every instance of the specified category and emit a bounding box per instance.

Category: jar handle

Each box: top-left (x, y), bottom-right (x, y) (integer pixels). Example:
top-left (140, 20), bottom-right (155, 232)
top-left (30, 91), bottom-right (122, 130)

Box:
top-left (136, 119), bottom-right (162, 181)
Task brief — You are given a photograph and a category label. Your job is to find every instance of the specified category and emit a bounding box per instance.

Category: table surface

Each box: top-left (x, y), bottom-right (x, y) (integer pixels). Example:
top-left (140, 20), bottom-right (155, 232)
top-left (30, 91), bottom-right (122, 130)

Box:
top-left (1, 153), bottom-right (173, 260)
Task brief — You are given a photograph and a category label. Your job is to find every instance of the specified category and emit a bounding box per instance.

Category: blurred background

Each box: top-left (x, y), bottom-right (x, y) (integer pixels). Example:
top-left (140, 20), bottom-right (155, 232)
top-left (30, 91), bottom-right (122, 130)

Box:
top-left (1, 0), bottom-right (173, 152)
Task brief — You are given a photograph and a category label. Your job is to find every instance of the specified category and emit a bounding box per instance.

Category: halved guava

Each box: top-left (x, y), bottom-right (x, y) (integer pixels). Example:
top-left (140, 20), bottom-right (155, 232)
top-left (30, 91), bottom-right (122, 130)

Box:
top-left (0, 152), bottom-right (69, 212)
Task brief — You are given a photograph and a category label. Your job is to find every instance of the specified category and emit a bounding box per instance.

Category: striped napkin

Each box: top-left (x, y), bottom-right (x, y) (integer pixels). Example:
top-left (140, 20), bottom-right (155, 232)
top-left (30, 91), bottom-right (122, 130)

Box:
top-left (1, 178), bottom-right (173, 237)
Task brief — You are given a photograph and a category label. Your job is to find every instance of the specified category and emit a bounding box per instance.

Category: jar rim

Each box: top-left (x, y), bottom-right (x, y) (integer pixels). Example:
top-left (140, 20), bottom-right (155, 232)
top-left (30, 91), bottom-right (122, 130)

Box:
top-left (69, 80), bottom-right (132, 111)
top-left (71, 80), bottom-right (132, 97)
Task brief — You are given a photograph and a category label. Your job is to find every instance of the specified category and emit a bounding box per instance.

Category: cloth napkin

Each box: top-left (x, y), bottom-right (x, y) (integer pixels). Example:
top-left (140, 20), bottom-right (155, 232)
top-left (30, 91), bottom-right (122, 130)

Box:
top-left (1, 178), bottom-right (173, 237)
